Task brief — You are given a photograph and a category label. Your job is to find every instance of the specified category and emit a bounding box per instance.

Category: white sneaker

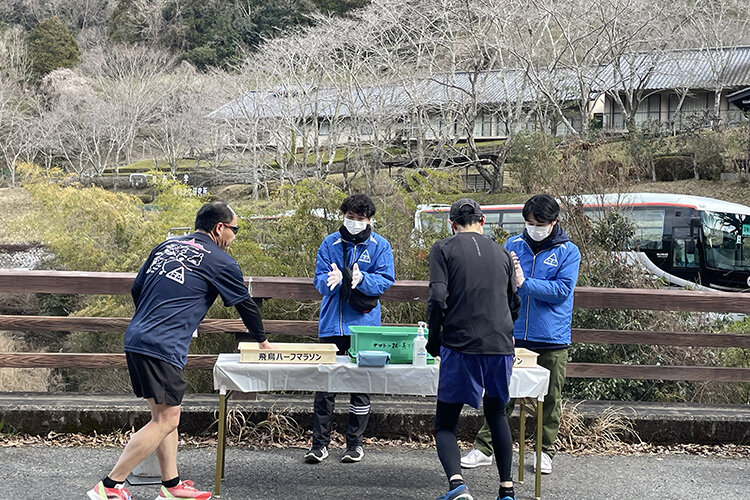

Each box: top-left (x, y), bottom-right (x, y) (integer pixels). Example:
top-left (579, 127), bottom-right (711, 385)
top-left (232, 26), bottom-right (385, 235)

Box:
top-left (460, 448), bottom-right (493, 468)
top-left (533, 451), bottom-right (552, 474)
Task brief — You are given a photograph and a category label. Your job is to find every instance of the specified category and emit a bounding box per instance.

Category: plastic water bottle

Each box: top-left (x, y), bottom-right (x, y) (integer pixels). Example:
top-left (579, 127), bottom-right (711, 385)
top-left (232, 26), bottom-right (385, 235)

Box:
top-left (413, 321), bottom-right (428, 366)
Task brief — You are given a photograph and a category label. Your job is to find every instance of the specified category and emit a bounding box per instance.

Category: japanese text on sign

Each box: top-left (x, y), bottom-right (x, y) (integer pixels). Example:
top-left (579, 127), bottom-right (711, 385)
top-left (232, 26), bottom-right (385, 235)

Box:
top-left (257, 352), bottom-right (323, 362)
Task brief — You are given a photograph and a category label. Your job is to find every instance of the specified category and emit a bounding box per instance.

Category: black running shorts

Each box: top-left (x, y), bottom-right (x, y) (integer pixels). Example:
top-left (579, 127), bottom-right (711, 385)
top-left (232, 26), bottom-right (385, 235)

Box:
top-left (126, 351), bottom-right (187, 406)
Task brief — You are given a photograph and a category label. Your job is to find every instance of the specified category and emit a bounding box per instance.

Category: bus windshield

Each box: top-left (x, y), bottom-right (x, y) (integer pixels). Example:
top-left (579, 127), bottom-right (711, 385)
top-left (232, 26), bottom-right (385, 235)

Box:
top-left (419, 211), bottom-right (450, 233)
top-left (701, 211), bottom-right (750, 270)
top-left (418, 210), bottom-right (505, 237)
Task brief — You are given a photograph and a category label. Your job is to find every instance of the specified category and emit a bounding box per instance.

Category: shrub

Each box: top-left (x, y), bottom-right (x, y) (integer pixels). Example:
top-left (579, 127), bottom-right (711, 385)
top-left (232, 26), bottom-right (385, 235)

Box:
top-left (27, 17), bottom-right (80, 76)
top-left (653, 155), bottom-right (693, 181)
top-left (507, 131), bottom-right (560, 192)
top-left (680, 128), bottom-right (727, 180)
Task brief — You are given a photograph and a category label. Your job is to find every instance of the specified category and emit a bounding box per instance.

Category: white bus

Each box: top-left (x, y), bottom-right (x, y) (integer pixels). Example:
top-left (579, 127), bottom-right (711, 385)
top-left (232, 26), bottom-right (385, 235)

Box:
top-left (415, 193), bottom-right (750, 292)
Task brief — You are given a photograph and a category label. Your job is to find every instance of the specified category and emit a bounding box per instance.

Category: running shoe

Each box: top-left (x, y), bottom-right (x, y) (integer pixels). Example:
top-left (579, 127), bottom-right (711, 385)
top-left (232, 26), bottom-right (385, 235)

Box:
top-left (155, 479), bottom-right (212, 499)
top-left (436, 484), bottom-right (473, 500)
top-left (341, 445), bottom-right (364, 463)
top-left (460, 448), bottom-right (493, 469)
top-left (87, 481), bottom-right (132, 500)
top-left (304, 446), bottom-right (329, 463)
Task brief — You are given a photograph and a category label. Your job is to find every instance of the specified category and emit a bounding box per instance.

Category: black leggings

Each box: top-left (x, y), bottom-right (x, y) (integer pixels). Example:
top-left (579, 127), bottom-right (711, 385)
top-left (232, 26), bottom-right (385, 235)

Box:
top-left (435, 397), bottom-right (513, 482)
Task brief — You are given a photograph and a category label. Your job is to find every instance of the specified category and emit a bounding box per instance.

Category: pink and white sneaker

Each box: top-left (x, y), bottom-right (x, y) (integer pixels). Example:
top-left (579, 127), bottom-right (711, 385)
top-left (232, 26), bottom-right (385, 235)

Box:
top-left (155, 479), bottom-right (212, 500)
top-left (87, 481), bottom-right (132, 500)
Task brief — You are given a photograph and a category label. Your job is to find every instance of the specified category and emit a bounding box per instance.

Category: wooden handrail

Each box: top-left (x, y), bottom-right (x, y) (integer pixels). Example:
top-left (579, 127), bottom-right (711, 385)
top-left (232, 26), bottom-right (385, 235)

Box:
top-left (1, 270), bottom-right (749, 313)
top-left (0, 316), bottom-right (748, 348)
top-left (1, 270), bottom-right (748, 382)
top-left (0, 352), bottom-right (217, 370)
top-left (570, 329), bottom-right (750, 348)
top-left (0, 315), bottom-right (320, 336)
top-left (566, 363), bottom-right (750, 382)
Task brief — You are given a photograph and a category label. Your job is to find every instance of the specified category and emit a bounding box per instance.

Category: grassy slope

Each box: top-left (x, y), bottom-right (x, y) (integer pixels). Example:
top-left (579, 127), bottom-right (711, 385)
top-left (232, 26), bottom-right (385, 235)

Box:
top-left (0, 188), bottom-right (34, 245)
top-left (2, 179), bottom-right (749, 239)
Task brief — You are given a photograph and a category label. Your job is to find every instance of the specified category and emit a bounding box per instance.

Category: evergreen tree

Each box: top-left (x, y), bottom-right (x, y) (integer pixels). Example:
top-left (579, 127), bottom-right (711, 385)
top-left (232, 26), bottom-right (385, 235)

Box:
top-left (108, 0), bottom-right (142, 44)
top-left (27, 17), bottom-right (81, 76)
top-left (107, 0), bottom-right (371, 69)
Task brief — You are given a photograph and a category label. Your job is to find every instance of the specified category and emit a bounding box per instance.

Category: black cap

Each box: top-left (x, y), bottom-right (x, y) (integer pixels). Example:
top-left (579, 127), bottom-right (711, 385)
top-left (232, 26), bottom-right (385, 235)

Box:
top-left (449, 198), bottom-right (483, 221)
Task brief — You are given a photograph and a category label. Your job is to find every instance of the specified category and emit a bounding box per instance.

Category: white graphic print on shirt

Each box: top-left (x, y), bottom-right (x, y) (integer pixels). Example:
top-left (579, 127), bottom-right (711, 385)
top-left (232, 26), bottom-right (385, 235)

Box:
top-left (147, 239), bottom-right (211, 283)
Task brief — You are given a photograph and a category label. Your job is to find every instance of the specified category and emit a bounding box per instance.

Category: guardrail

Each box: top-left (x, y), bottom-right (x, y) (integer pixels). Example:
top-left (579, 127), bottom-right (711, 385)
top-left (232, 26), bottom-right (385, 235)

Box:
top-left (0, 270), bottom-right (748, 382)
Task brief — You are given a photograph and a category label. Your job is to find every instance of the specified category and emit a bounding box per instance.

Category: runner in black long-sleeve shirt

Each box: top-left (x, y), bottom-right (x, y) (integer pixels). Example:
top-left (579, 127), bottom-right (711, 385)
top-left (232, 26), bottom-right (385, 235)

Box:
top-left (428, 198), bottom-right (520, 500)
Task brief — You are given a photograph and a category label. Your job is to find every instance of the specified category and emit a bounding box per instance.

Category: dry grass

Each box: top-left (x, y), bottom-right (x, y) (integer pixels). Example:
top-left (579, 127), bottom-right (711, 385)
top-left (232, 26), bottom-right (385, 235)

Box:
top-left (222, 406), bottom-right (306, 447)
top-left (0, 404), bottom-right (746, 458)
top-left (0, 188), bottom-right (34, 245)
top-left (556, 401), bottom-right (640, 453)
top-left (0, 331), bottom-right (53, 391)
top-left (1, 429), bottom-right (748, 459)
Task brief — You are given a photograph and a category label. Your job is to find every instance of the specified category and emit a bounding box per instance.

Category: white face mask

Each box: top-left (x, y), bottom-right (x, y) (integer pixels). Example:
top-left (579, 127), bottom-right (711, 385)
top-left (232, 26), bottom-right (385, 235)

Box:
top-left (525, 223), bottom-right (552, 242)
top-left (343, 217), bottom-right (368, 235)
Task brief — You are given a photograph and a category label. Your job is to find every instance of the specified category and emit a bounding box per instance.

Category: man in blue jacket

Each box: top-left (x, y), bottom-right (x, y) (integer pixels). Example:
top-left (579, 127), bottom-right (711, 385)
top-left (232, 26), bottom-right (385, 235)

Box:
top-left (461, 194), bottom-right (581, 476)
top-left (305, 194), bottom-right (395, 464)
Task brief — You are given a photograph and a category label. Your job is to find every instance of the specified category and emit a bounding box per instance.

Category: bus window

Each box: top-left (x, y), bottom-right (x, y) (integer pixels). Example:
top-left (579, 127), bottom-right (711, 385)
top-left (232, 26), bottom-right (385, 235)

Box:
top-left (484, 212), bottom-right (501, 229)
top-left (701, 211), bottom-right (750, 270)
top-left (419, 211), bottom-right (450, 233)
top-left (628, 209), bottom-right (665, 250)
top-left (501, 212), bottom-right (525, 236)
top-left (583, 207), bottom-right (665, 250)
top-left (672, 228), bottom-right (699, 268)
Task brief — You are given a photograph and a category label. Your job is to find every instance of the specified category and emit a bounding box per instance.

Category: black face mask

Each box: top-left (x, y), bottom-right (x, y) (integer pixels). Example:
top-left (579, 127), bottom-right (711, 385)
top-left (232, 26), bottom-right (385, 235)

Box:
top-left (339, 224), bottom-right (372, 244)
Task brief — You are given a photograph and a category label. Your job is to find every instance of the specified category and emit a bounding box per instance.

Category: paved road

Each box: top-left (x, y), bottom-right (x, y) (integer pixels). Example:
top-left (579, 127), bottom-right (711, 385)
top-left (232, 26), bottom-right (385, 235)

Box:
top-left (2, 446), bottom-right (748, 499)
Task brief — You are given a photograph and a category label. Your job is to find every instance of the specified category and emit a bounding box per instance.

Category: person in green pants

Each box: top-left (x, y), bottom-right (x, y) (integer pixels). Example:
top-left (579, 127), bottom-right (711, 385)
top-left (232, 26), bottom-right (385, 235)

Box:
top-left (461, 194), bottom-right (580, 475)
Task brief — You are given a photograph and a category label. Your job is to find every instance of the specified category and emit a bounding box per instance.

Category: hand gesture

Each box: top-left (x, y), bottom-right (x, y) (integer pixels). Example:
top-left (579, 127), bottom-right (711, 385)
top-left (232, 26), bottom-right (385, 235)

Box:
top-left (351, 262), bottom-right (363, 289)
top-left (510, 251), bottom-right (525, 288)
top-left (327, 263), bottom-right (343, 291)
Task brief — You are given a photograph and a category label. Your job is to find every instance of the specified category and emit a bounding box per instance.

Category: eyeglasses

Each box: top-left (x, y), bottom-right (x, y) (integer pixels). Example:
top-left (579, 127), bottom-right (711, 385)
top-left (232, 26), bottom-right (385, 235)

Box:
top-left (224, 223), bottom-right (239, 234)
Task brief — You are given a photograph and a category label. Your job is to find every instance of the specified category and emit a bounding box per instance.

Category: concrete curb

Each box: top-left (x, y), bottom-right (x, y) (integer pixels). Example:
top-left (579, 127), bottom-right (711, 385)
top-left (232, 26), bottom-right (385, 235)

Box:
top-left (0, 393), bottom-right (748, 444)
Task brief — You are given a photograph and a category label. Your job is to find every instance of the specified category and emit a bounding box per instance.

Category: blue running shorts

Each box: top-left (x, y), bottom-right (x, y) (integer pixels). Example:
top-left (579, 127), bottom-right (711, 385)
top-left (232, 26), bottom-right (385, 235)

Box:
top-left (437, 346), bottom-right (513, 409)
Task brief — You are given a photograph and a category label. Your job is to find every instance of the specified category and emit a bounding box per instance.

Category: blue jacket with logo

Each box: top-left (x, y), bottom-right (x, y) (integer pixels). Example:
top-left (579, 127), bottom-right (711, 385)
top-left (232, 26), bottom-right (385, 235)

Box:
top-left (505, 228), bottom-right (581, 345)
top-left (314, 231), bottom-right (395, 338)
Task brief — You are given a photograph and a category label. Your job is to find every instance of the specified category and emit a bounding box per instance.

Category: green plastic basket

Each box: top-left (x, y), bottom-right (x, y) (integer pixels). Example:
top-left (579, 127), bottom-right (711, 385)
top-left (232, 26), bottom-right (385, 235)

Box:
top-left (347, 325), bottom-right (434, 364)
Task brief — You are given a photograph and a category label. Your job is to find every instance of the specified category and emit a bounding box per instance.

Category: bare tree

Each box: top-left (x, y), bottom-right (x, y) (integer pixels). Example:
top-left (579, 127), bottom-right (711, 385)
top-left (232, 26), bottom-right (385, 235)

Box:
top-left (303, 11), bottom-right (412, 190)
top-left (0, 78), bottom-right (37, 185)
top-left (508, 0), bottom-right (620, 137)
top-left (679, 0), bottom-right (750, 128)
top-left (147, 69), bottom-right (214, 177)
top-left (369, 0), bottom-right (533, 192)
top-left (0, 27), bottom-right (35, 185)
top-left (108, 0), bottom-right (172, 45)
top-left (242, 28), bottom-right (350, 184)
top-left (19, 0), bottom-right (115, 31)
top-left (40, 67), bottom-right (123, 180)
top-left (84, 45), bottom-right (178, 174)
top-left (0, 24), bottom-right (31, 81)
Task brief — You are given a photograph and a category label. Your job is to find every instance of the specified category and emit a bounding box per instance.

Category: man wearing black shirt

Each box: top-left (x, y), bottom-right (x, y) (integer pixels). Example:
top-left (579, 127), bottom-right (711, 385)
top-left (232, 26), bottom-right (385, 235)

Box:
top-left (428, 198), bottom-right (520, 500)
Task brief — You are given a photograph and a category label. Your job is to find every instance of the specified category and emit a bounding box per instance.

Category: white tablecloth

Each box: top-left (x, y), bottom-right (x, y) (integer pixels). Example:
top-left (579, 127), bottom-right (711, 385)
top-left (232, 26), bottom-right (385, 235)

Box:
top-left (213, 354), bottom-right (549, 400)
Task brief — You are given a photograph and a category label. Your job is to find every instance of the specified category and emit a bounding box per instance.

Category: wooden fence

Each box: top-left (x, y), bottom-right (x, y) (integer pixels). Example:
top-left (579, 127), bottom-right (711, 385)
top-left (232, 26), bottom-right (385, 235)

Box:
top-left (0, 270), bottom-right (749, 382)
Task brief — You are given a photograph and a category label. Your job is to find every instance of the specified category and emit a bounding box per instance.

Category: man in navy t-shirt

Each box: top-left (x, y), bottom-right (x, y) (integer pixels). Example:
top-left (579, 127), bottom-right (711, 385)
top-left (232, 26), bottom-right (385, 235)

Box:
top-left (88, 201), bottom-right (270, 500)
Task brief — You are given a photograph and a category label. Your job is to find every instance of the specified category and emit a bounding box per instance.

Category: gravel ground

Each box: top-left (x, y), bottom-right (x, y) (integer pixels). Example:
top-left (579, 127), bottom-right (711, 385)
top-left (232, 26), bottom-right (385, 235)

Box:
top-left (2, 443), bottom-right (749, 499)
